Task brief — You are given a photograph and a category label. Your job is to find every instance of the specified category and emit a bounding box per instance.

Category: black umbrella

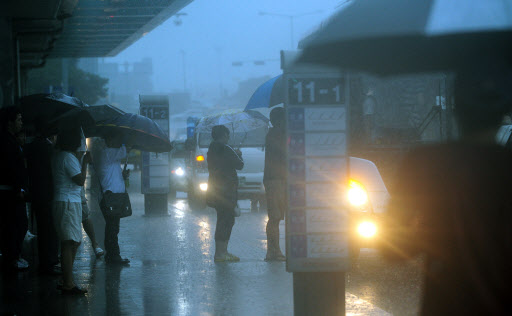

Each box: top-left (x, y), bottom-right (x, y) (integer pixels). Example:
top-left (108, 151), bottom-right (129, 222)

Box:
top-left (85, 113), bottom-right (172, 153)
top-left (297, 0), bottom-right (512, 75)
top-left (19, 93), bottom-right (92, 133)
top-left (85, 104), bottom-right (125, 123)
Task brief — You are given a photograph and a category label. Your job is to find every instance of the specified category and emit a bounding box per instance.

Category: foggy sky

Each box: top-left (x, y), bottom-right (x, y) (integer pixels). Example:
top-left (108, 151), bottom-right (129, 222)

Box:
top-left (107, 0), bottom-right (342, 104)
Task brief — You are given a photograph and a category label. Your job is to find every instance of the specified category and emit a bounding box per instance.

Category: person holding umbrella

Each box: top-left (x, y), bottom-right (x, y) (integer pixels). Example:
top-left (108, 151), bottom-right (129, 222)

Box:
top-left (207, 125), bottom-right (244, 262)
top-left (92, 134), bottom-right (131, 265)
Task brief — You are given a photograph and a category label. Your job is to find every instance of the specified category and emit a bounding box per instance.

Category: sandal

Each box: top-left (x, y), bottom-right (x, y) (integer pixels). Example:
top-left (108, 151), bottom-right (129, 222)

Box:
top-left (61, 286), bottom-right (88, 295)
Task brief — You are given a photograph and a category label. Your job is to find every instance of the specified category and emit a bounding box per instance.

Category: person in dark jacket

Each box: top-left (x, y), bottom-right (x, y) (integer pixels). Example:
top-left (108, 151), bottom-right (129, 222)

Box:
top-left (0, 106), bottom-right (29, 271)
top-left (207, 125), bottom-right (244, 262)
top-left (263, 107), bottom-right (286, 261)
top-left (25, 118), bottom-right (61, 275)
top-left (381, 65), bottom-right (512, 315)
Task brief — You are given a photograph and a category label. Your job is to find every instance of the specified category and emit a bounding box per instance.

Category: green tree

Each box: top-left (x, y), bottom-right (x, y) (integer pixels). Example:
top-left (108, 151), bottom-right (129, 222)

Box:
top-left (25, 59), bottom-right (108, 105)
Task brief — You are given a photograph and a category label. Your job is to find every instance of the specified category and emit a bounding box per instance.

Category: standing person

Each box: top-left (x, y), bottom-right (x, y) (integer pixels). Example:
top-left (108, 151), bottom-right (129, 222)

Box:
top-left (381, 67), bottom-right (512, 314)
top-left (76, 134), bottom-right (104, 258)
top-left (25, 118), bottom-right (61, 275)
top-left (207, 125), bottom-right (244, 262)
top-left (93, 135), bottom-right (130, 265)
top-left (263, 107), bottom-right (287, 261)
top-left (52, 129), bottom-right (90, 294)
top-left (80, 188), bottom-right (104, 258)
top-left (0, 106), bottom-right (29, 271)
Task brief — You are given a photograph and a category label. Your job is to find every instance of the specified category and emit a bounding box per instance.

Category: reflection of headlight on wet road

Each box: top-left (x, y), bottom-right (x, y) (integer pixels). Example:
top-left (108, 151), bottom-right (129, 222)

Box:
top-left (199, 183), bottom-right (208, 191)
top-left (357, 221), bottom-right (377, 238)
top-left (175, 167), bottom-right (185, 176)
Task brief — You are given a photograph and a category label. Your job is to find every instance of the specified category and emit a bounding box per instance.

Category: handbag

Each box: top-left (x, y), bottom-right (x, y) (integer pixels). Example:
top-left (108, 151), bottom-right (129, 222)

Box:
top-left (100, 190), bottom-right (132, 218)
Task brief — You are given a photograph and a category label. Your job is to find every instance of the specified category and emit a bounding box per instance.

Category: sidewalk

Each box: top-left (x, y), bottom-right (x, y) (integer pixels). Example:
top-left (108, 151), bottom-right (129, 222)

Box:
top-left (0, 172), bottom-right (391, 315)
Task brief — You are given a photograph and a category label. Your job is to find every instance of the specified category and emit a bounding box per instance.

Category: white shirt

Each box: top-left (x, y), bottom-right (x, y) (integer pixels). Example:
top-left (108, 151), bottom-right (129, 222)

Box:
top-left (94, 145), bottom-right (127, 193)
top-left (52, 150), bottom-right (82, 202)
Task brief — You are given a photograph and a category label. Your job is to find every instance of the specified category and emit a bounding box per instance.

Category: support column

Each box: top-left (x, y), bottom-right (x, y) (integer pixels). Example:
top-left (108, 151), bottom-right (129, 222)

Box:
top-left (0, 17), bottom-right (16, 107)
top-left (293, 272), bottom-right (345, 316)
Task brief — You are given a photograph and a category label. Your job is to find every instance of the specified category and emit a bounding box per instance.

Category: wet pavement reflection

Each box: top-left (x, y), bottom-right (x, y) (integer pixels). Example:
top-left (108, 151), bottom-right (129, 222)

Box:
top-left (1, 171), bottom-right (416, 315)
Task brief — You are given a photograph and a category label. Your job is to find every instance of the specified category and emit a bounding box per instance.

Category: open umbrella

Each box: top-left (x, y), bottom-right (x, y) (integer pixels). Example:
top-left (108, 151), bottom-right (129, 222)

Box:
top-left (19, 93), bottom-right (92, 133)
top-left (85, 104), bottom-right (125, 122)
top-left (85, 113), bottom-right (172, 153)
top-left (196, 109), bottom-right (269, 133)
top-left (196, 109), bottom-right (269, 148)
top-left (245, 75), bottom-right (284, 110)
top-left (297, 0), bottom-right (512, 75)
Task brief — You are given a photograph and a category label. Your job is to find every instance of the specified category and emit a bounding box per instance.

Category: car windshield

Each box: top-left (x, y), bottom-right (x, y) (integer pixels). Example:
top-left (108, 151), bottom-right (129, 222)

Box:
top-left (198, 126), bottom-right (268, 148)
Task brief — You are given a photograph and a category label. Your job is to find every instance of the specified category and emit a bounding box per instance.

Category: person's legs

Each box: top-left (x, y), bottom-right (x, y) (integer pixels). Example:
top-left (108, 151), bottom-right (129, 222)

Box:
top-left (33, 200), bottom-right (60, 271)
top-left (264, 181), bottom-right (286, 261)
top-left (0, 194), bottom-right (21, 270)
top-left (15, 202), bottom-right (28, 263)
top-left (214, 207), bottom-right (236, 261)
top-left (82, 218), bottom-right (101, 249)
top-left (61, 240), bottom-right (75, 289)
top-left (104, 216), bottom-right (120, 259)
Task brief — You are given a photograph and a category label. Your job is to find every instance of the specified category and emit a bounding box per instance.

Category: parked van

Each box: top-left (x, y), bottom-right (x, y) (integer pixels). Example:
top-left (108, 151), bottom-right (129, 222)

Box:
top-left (187, 123), bottom-right (268, 209)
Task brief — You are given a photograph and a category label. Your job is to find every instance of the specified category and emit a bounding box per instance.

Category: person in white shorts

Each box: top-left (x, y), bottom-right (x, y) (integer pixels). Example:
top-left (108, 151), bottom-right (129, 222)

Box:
top-left (52, 129), bottom-right (91, 295)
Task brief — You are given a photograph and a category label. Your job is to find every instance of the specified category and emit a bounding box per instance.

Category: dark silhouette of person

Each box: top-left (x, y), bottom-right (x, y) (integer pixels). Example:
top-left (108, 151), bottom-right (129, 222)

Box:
top-left (263, 107), bottom-right (287, 261)
top-left (0, 106), bottom-right (29, 271)
top-left (24, 118), bottom-right (61, 275)
top-left (381, 66), bottom-right (512, 315)
top-left (207, 125), bottom-right (244, 262)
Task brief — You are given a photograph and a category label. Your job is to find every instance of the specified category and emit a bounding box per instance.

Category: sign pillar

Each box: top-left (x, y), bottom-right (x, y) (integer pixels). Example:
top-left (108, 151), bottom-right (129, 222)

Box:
top-left (282, 51), bottom-right (350, 315)
top-left (140, 95), bottom-right (171, 216)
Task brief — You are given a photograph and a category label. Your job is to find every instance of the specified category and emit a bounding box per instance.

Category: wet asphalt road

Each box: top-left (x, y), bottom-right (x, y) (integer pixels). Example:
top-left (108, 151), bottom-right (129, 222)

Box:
top-left (1, 170), bottom-right (422, 315)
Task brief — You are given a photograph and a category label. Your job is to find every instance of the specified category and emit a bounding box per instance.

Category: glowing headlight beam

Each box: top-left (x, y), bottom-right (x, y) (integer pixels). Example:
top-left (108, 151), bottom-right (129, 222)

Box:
top-left (175, 167), bottom-right (185, 176)
top-left (199, 183), bottom-right (208, 192)
top-left (347, 180), bottom-right (368, 206)
top-left (357, 221), bottom-right (377, 238)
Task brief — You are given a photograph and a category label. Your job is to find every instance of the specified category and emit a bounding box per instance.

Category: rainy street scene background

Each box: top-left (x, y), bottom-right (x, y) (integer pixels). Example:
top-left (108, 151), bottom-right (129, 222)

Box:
top-left (1, 0), bottom-right (512, 315)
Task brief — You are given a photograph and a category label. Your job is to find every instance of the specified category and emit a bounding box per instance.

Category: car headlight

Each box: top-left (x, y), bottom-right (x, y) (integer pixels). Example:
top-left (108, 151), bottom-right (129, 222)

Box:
top-left (199, 182), bottom-right (208, 192)
top-left (357, 221), bottom-right (377, 238)
top-left (174, 167), bottom-right (185, 176)
top-left (347, 179), bottom-right (368, 207)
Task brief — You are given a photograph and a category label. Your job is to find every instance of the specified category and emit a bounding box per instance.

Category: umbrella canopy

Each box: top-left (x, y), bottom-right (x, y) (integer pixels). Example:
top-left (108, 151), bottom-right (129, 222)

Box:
top-left (297, 0), bottom-right (512, 75)
top-left (19, 93), bottom-right (92, 134)
top-left (196, 109), bottom-right (269, 134)
top-left (85, 104), bottom-right (125, 123)
top-left (85, 113), bottom-right (172, 153)
top-left (245, 75), bottom-right (284, 110)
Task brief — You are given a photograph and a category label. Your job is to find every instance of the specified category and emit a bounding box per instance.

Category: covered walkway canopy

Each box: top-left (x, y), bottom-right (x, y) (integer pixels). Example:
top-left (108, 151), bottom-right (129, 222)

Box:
top-left (5, 0), bottom-right (193, 68)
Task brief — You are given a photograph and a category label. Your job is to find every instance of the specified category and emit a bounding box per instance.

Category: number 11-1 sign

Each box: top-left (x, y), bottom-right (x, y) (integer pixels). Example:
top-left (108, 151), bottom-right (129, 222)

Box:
top-left (282, 51), bottom-right (350, 273)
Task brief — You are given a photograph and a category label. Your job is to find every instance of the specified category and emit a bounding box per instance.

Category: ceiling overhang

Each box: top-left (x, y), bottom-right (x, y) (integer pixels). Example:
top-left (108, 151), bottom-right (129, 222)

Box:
top-left (7, 0), bottom-right (193, 68)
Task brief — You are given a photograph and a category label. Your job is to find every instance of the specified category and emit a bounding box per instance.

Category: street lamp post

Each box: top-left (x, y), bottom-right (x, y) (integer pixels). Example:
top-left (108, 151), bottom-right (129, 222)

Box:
top-left (259, 10), bottom-right (323, 49)
top-left (180, 50), bottom-right (187, 91)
